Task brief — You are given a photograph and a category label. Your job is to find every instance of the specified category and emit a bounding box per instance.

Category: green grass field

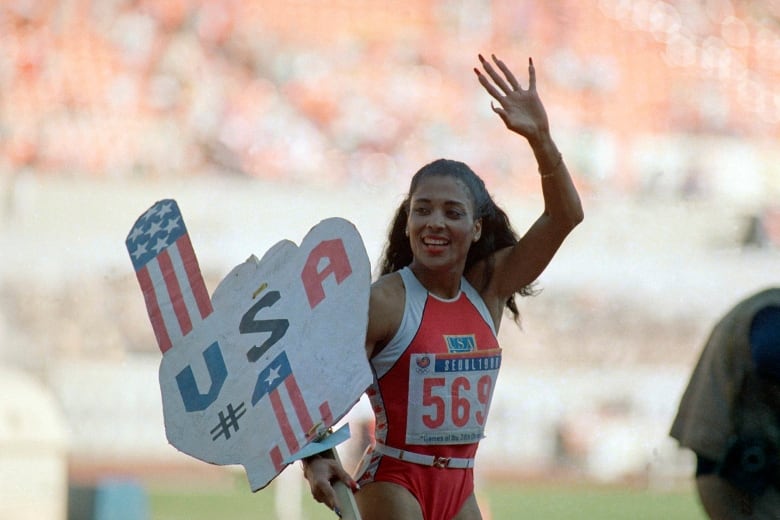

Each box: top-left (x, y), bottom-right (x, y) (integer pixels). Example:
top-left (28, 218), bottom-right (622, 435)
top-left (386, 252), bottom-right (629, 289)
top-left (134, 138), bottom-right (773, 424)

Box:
top-left (148, 479), bottom-right (707, 519)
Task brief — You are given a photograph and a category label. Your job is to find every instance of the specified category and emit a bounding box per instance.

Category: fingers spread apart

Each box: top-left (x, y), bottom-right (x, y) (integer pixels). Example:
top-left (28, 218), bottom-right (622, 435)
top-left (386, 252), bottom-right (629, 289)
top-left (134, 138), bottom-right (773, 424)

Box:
top-left (474, 54), bottom-right (535, 97)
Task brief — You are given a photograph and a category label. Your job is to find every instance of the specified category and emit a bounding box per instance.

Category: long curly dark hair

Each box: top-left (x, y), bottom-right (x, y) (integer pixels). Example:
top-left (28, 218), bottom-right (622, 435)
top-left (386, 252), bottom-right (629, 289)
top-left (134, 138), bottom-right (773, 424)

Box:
top-left (378, 158), bottom-right (537, 323)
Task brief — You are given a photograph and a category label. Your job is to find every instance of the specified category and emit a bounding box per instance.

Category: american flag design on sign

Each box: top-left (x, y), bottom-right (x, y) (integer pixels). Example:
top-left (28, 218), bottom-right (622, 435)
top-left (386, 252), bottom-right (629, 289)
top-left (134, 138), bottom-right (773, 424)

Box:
top-left (253, 351), bottom-right (334, 472)
top-left (126, 200), bottom-right (213, 352)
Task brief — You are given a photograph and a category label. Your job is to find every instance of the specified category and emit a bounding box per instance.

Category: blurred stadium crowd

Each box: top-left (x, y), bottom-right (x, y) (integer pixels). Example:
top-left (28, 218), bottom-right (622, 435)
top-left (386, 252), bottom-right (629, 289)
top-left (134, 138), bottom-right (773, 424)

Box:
top-left (1, 0), bottom-right (779, 198)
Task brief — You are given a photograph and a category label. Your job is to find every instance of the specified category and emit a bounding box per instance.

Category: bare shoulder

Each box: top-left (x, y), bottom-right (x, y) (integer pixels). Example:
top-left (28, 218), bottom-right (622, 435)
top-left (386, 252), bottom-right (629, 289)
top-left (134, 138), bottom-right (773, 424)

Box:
top-left (371, 271), bottom-right (404, 298)
top-left (365, 272), bottom-right (405, 358)
top-left (465, 253), bottom-right (512, 331)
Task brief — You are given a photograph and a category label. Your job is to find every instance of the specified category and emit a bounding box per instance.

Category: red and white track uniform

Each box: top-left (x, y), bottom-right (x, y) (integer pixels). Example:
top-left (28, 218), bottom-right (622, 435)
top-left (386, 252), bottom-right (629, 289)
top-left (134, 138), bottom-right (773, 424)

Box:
top-left (355, 267), bottom-right (502, 519)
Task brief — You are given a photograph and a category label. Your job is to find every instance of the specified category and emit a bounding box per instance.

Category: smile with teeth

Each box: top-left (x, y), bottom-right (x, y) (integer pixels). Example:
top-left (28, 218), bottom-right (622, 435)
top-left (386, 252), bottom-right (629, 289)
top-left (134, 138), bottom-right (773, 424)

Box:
top-left (423, 237), bottom-right (449, 246)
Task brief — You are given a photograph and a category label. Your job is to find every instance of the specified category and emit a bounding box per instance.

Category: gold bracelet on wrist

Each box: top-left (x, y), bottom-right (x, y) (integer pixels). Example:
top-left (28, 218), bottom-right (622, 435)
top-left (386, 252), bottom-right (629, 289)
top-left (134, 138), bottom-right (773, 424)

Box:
top-left (539, 153), bottom-right (563, 178)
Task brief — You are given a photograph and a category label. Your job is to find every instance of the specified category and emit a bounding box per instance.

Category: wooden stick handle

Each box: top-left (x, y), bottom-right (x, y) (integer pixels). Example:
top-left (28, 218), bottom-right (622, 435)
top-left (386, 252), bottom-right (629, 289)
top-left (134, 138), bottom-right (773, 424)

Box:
top-left (324, 448), bottom-right (361, 520)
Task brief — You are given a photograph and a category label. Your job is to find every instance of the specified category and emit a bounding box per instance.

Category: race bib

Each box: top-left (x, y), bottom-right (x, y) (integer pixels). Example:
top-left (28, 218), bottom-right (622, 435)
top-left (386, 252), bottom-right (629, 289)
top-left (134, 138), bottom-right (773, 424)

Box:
top-left (406, 349), bottom-right (501, 445)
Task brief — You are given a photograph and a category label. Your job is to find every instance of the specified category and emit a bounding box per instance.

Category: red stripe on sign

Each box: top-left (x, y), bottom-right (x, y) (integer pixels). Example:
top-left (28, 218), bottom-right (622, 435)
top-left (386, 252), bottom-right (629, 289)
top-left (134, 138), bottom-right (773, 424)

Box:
top-left (319, 401), bottom-right (333, 426)
top-left (158, 248), bottom-right (193, 336)
top-left (136, 266), bottom-right (172, 352)
top-left (285, 376), bottom-right (314, 435)
top-left (270, 445), bottom-right (284, 473)
top-left (177, 233), bottom-right (213, 319)
top-left (270, 390), bottom-right (299, 453)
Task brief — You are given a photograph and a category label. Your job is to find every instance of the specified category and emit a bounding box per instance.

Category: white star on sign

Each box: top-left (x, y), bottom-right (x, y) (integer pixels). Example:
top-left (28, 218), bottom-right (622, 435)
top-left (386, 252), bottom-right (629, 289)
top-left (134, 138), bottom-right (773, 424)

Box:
top-left (152, 235), bottom-right (169, 253)
top-left (265, 365), bottom-right (281, 388)
top-left (131, 242), bottom-right (148, 260)
top-left (157, 201), bottom-right (174, 219)
top-left (148, 220), bottom-right (163, 237)
top-left (164, 216), bottom-right (181, 234)
top-left (128, 226), bottom-right (144, 243)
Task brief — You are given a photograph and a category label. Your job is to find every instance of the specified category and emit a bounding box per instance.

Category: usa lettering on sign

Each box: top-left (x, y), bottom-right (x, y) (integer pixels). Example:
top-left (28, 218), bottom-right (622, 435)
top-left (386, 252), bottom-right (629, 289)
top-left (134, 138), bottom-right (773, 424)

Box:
top-left (126, 199), bottom-right (372, 491)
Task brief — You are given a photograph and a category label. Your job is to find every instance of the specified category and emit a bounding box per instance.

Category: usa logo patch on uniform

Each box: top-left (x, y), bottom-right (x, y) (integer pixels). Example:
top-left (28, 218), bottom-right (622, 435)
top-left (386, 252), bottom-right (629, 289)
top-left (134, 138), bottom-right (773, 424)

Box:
top-left (445, 335), bottom-right (476, 353)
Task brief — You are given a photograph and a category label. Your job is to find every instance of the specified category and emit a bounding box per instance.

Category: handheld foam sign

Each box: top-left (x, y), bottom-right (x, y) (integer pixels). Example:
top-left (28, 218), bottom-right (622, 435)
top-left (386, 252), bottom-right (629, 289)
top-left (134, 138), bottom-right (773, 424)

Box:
top-left (125, 199), bottom-right (372, 491)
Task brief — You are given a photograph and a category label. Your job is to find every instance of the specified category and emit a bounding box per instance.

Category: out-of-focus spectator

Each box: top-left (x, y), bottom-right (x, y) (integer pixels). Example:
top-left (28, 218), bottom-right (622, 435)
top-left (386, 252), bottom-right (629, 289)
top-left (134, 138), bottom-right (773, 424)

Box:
top-left (671, 288), bottom-right (780, 519)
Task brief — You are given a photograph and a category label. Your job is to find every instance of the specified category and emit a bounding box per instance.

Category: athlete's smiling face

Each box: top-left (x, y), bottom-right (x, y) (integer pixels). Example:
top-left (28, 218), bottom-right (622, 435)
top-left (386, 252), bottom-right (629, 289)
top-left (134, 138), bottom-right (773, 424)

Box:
top-left (407, 174), bottom-right (482, 274)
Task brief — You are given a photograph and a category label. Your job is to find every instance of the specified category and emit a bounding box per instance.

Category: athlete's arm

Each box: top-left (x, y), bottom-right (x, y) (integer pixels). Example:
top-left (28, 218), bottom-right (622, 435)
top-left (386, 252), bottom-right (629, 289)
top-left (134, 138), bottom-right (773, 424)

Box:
top-left (301, 453), bottom-right (357, 515)
top-left (302, 274), bottom-right (404, 512)
top-left (365, 273), bottom-right (405, 359)
top-left (474, 54), bottom-right (583, 300)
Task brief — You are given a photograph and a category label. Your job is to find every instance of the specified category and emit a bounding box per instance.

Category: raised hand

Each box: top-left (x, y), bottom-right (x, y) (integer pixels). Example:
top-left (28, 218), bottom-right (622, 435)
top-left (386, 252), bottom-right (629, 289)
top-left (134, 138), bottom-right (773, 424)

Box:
top-left (474, 54), bottom-right (550, 142)
top-left (303, 455), bottom-right (360, 516)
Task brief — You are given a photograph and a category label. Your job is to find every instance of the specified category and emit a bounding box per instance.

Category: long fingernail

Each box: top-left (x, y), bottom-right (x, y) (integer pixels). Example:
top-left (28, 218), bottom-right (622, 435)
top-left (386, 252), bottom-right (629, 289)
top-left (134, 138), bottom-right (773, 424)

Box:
top-left (478, 54), bottom-right (485, 61)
